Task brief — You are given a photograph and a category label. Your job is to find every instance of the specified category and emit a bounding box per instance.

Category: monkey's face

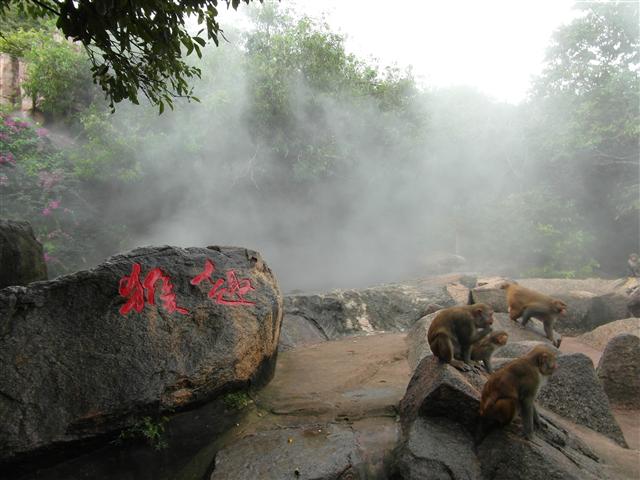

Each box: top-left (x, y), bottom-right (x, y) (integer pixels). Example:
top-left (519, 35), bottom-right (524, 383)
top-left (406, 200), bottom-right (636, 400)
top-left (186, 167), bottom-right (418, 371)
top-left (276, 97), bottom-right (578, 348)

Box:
top-left (552, 300), bottom-right (567, 316)
top-left (537, 351), bottom-right (558, 376)
top-left (472, 305), bottom-right (494, 328)
top-left (630, 254), bottom-right (639, 263)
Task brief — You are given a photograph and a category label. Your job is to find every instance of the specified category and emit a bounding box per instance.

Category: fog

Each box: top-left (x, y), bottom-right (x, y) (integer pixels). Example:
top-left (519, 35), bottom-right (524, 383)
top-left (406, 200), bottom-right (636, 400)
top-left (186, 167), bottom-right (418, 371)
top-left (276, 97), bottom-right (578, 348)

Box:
top-left (85, 2), bottom-right (637, 292)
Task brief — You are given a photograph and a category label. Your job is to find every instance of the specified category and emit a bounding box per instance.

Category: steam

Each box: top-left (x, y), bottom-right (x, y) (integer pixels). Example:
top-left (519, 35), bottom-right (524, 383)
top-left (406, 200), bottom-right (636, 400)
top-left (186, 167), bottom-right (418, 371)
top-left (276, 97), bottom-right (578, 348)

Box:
top-left (96, 8), bottom-right (542, 292)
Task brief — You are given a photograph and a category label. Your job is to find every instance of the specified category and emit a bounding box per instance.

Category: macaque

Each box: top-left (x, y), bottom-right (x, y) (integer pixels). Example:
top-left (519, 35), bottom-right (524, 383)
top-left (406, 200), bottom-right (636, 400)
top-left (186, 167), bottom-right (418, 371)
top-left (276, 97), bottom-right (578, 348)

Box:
top-left (455, 330), bottom-right (509, 374)
top-left (428, 304), bottom-right (494, 372)
top-left (478, 345), bottom-right (558, 441)
top-left (501, 282), bottom-right (566, 348)
top-left (628, 253), bottom-right (640, 277)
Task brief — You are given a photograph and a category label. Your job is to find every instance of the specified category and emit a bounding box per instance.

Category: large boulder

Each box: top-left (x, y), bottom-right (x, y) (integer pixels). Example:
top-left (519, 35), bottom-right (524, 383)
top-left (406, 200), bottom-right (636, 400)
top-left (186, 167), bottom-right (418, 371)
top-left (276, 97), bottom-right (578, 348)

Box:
top-left (470, 278), bottom-right (631, 335)
top-left (282, 276), bottom-right (463, 344)
top-left (597, 334), bottom-right (640, 409)
top-left (537, 353), bottom-right (627, 447)
top-left (395, 357), bottom-right (605, 480)
top-left (0, 219), bottom-right (47, 288)
top-left (576, 318), bottom-right (640, 351)
top-left (211, 425), bottom-right (361, 480)
top-left (0, 245), bottom-right (282, 466)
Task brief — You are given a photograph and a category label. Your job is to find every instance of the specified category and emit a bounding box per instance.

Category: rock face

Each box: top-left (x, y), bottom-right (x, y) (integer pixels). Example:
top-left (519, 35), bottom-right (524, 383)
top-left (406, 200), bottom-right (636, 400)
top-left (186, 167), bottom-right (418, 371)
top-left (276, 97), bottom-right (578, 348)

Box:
top-left (470, 278), bottom-right (631, 335)
top-left (537, 353), bottom-right (627, 447)
top-left (0, 245), bottom-right (282, 466)
top-left (395, 356), bottom-right (605, 480)
top-left (211, 425), bottom-right (361, 480)
top-left (282, 276), bottom-right (461, 347)
top-left (597, 334), bottom-right (640, 409)
top-left (576, 317), bottom-right (640, 350)
top-left (0, 219), bottom-right (47, 288)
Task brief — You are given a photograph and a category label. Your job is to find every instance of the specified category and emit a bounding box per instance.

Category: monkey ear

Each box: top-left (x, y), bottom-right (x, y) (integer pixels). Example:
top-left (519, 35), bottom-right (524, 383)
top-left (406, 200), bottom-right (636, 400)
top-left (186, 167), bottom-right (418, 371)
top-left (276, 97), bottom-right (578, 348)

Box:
top-left (472, 307), bottom-right (483, 317)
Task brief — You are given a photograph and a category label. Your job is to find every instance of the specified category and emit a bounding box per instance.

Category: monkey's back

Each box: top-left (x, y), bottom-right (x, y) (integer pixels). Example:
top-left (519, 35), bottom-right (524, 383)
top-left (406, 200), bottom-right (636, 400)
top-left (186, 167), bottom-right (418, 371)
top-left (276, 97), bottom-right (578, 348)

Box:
top-left (506, 284), bottom-right (555, 308)
top-left (427, 306), bottom-right (474, 342)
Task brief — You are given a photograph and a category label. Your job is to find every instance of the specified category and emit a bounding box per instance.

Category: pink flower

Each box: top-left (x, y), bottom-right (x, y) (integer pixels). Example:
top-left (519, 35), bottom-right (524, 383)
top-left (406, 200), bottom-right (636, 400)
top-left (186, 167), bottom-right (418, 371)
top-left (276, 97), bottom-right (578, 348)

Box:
top-left (0, 153), bottom-right (15, 165)
top-left (42, 207), bottom-right (52, 216)
top-left (38, 170), bottom-right (64, 191)
top-left (48, 199), bottom-right (61, 209)
top-left (0, 133), bottom-right (9, 141)
top-left (0, 174), bottom-right (7, 186)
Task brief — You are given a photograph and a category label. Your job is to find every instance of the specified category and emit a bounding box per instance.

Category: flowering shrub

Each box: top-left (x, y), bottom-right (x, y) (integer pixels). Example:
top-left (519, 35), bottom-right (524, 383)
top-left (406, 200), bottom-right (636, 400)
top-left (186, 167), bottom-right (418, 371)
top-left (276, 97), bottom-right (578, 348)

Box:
top-left (0, 113), bottom-right (125, 277)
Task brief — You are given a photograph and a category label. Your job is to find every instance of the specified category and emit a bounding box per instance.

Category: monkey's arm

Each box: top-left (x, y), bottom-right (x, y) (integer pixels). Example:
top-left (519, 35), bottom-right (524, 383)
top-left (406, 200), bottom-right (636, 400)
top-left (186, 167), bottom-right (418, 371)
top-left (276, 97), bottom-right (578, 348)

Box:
top-left (470, 327), bottom-right (492, 343)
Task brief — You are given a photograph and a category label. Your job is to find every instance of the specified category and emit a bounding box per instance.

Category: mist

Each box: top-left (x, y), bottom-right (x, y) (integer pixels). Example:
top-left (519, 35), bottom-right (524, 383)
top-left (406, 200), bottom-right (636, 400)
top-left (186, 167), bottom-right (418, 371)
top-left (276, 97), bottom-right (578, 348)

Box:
top-left (66, 3), bottom-right (638, 292)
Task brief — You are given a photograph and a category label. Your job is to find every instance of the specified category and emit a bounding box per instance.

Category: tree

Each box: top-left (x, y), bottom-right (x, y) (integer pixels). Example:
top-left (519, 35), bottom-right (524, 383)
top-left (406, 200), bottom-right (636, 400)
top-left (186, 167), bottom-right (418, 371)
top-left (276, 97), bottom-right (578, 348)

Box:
top-left (0, 0), bottom-right (258, 111)
top-left (528, 1), bottom-right (639, 273)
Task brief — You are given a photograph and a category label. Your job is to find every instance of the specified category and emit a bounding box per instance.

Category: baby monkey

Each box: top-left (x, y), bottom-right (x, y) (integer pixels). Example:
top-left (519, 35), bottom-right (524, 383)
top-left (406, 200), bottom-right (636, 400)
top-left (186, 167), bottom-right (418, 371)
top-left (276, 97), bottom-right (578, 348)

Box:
top-left (455, 330), bottom-right (509, 373)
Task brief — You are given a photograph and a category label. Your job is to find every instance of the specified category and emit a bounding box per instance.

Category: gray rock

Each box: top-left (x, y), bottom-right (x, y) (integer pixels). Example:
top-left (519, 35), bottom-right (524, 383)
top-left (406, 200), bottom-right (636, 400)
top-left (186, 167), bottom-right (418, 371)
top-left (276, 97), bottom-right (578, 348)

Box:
top-left (537, 353), bottom-right (627, 447)
top-left (395, 355), bottom-right (605, 480)
top-left (576, 318), bottom-right (639, 350)
top-left (470, 277), bottom-right (510, 312)
top-left (395, 417), bottom-right (481, 480)
top-left (470, 278), bottom-right (632, 335)
top-left (278, 313), bottom-right (327, 351)
top-left (0, 245), bottom-right (283, 465)
top-left (0, 219), bottom-right (47, 288)
top-left (495, 341), bottom-right (559, 359)
top-left (597, 334), bottom-right (640, 409)
top-left (399, 356), bottom-right (485, 433)
top-left (283, 278), bottom-right (457, 341)
top-left (477, 422), bottom-right (602, 480)
top-left (211, 425), bottom-right (361, 480)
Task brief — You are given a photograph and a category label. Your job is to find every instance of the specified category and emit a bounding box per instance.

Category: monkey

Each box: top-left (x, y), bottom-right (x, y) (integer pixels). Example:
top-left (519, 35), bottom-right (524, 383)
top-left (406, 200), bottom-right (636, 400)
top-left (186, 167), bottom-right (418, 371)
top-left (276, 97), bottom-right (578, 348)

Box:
top-left (455, 330), bottom-right (509, 374)
top-left (500, 282), bottom-right (566, 348)
top-left (628, 253), bottom-right (640, 277)
top-left (477, 345), bottom-right (558, 442)
top-left (427, 303), bottom-right (494, 372)
top-left (627, 284), bottom-right (640, 317)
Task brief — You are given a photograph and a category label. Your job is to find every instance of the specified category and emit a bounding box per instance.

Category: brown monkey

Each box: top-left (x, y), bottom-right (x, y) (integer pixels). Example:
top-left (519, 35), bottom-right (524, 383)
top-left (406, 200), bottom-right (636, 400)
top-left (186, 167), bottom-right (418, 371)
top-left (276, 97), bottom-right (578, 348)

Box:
top-left (456, 330), bottom-right (508, 374)
top-left (501, 282), bottom-right (566, 347)
top-left (428, 304), bottom-right (494, 372)
top-left (628, 253), bottom-right (640, 277)
top-left (478, 345), bottom-right (558, 441)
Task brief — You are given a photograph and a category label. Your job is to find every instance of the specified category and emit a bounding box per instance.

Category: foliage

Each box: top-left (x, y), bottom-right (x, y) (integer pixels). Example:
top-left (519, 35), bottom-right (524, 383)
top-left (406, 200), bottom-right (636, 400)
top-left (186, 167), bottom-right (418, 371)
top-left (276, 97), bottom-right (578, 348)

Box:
top-left (0, 112), bottom-right (127, 276)
top-left (530, 1), bottom-right (639, 193)
top-left (527, 1), bottom-right (639, 272)
top-left (23, 37), bottom-right (95, 117)
top-left (243, 5), bottom-right (424, 182)
top-left (0, 27), bottom-right (95, 118)
top-left (223, 391), bottom-right (252, 410)
top-left (0, 0), bottom-right (258, 111)
top-left (118, 416), bottom-right (170, 450)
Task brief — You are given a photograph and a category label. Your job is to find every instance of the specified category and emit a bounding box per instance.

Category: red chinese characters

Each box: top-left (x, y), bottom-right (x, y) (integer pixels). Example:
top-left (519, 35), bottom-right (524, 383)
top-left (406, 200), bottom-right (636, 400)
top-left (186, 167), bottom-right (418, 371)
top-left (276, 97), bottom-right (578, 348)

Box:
top-left (190, 259), bottom-right (256, 306)
top-left (118, 263), bottom-right (189, 316)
